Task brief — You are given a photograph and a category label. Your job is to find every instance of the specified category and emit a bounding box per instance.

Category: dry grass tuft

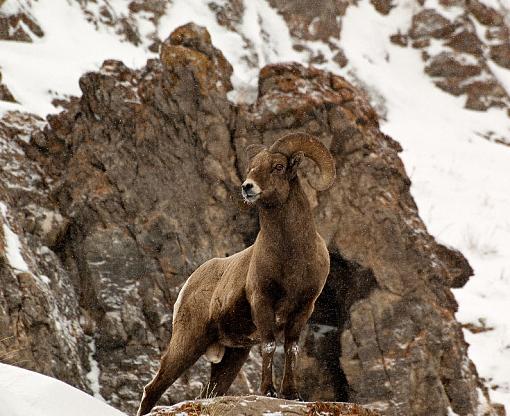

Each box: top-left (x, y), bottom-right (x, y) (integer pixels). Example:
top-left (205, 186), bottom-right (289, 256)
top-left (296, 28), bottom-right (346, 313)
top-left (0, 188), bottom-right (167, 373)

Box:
top-left (0, 336), bottom-right (28, 367)
top-left (307, 401), bottom-right (381, 416)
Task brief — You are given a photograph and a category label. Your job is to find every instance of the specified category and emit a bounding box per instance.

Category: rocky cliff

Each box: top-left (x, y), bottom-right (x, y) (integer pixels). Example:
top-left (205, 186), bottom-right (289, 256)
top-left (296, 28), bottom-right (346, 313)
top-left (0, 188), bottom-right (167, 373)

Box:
top-left (0, 16), bottom-right (504, 416)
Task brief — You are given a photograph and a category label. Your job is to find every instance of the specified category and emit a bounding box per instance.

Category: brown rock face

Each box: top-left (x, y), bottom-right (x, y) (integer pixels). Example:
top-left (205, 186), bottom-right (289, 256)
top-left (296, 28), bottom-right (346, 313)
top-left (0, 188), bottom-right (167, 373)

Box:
top-left (424, 50), bottom-right (509, 110)
top-left (446, 30), bottom-right (483, 55)
top-left (0, 9), bottom-right (43, 42)
top-left (264, 0), bottom-right (349, 68)
top-left (267, 0), bottom-right (343, 42)
top-left (370, 0), bottom-right (393, 15)
top-left (239, 61), bottom-right (490, 415)
top-left (0, 111), bottom-right (89, 391)
top-left (0, 23), bottom-right (499, 416)
top-left (425, 53), bottom-right (481, 78)
top-left (0, 85), bottom-right (16, 102)
top-left (490, 43), bottom-right (510, 69)
top-left (467, 0), bottom-right (504, 26)
top-left (409, 9), bottom-right (456, 39)
top-left (15, 24), bottom-right (258, 412)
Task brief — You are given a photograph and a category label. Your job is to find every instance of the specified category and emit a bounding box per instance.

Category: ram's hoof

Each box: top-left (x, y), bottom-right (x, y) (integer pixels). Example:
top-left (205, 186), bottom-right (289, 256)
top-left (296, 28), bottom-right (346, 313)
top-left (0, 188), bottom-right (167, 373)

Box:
top-left (281, 391), bottom-right (303, 401)
top-left (263, 386), bottom-right (278, 398)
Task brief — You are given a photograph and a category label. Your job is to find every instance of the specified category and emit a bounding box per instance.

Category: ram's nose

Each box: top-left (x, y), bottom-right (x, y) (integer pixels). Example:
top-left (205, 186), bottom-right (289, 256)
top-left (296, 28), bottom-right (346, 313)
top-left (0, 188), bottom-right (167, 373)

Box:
top-left (241, 180), bottom-right (261, 203)
top-left (242, 182), bottom-right (254, 193)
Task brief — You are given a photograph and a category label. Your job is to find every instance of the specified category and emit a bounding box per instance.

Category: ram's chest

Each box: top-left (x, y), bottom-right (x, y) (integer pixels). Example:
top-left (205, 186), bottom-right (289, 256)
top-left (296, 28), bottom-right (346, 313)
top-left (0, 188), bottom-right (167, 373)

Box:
top-left (267, 259), bottom-right (321, 298)
top-left (281, 257), bottom-right (309, 280)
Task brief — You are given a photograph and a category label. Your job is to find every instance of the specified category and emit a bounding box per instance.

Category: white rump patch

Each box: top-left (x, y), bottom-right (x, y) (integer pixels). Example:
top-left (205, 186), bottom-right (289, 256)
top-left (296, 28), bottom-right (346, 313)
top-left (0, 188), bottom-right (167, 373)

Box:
top-left (136, 390), bottom-right (147, 416)
top-left (204, 343), bottom-right (225, 364)
top-left (172, 277), bottom-right (192, 325)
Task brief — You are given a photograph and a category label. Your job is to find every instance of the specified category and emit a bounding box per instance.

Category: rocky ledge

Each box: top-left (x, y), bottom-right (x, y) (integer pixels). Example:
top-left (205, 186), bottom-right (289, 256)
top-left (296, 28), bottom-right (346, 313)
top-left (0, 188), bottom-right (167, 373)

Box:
top-left (149, 396), bottom-right (380, 416)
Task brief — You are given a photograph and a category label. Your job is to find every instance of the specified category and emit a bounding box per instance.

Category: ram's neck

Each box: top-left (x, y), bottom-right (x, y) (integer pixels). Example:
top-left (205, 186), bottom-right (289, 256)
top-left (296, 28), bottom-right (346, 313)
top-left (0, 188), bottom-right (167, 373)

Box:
top-left (258, 179), bottom-right (316, 253)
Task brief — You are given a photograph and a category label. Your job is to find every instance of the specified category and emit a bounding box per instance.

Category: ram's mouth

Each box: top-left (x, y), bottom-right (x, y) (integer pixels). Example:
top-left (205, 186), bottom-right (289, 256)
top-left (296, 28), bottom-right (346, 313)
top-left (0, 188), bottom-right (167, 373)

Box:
top-left (242, 190), bottom-right (261, 203)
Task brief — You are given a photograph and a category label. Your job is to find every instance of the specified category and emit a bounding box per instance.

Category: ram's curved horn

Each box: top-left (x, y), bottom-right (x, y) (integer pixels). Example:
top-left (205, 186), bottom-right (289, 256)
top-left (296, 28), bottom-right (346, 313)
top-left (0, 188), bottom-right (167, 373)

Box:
top-left (245, 143), bottom-right (266, 160)
top-left (269, 133), bottom-right (336, 191)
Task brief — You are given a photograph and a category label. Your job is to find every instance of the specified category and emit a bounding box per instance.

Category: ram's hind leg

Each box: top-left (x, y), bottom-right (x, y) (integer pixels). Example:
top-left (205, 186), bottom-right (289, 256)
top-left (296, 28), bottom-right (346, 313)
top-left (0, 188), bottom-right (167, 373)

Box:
top-left (204, 347), bottom-right (251, 397)
top-left (137, 333), bottom-right (208, 416)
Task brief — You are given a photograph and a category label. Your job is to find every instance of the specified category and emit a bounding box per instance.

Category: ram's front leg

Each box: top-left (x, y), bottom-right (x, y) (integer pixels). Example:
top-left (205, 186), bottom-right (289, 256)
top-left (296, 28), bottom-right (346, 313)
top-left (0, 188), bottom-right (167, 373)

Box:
top-left (280, 303), bottom-right (315, 400)
top-left (251, 296), bottom-right (278, 397)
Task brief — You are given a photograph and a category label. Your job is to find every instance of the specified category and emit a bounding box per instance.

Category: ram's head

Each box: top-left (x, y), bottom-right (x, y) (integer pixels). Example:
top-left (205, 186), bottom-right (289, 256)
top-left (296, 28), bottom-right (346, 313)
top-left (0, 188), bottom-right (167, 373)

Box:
top-left (242, 133), bottom-right (336, 205)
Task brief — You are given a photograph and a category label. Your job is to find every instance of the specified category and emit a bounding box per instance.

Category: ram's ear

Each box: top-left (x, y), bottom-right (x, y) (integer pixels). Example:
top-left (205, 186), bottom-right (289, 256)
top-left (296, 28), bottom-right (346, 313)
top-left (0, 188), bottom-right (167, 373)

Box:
top-left (245, 144), bottom-right (266, 160)
top-left (288, 151), bottom-right (304, 178)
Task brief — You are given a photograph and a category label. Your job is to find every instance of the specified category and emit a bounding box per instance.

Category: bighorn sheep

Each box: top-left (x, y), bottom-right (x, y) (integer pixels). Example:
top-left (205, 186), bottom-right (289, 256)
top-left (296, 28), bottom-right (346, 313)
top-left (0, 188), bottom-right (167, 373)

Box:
top-left (137, 133), bottom-right (335, 416)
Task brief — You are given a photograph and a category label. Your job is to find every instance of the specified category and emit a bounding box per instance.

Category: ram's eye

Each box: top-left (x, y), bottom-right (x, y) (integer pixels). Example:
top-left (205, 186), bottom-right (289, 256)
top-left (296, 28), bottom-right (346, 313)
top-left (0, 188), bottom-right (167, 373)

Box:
top-left (274, 164), bottom-right (284, 172)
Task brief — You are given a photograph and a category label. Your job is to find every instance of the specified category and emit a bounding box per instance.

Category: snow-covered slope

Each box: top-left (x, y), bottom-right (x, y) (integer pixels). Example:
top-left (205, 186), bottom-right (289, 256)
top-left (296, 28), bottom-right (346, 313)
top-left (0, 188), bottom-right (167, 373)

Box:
top-left (1, 0), bottom-right (509, 412)
top-left (0, 363), bottom-right (125, 416)
top-left (0, 0), bottom-right (149, 116)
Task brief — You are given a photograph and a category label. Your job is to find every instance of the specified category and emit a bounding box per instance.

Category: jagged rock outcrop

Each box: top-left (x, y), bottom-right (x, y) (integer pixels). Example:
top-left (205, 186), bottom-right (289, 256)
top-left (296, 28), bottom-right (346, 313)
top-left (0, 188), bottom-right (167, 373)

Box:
top-left (0, 22), bottom-right (502, 416)
top-left (0, 4), bottom-right (43, 42)
top-left (16, 23), bottom-right (259, 412)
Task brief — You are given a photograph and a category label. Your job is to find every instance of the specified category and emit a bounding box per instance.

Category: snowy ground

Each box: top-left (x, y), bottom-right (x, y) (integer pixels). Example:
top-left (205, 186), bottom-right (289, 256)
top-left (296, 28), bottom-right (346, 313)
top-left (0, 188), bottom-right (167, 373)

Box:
top-left (0, 363), bottom-right (126, 416)
top-left (1, 0), bottom-right (509, 412)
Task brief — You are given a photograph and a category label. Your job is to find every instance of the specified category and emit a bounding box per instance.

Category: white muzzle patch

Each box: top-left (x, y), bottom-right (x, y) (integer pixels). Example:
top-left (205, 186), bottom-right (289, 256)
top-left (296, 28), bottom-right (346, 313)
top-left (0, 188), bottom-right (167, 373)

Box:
top-left (241, 179), bottom-right (262, 203)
